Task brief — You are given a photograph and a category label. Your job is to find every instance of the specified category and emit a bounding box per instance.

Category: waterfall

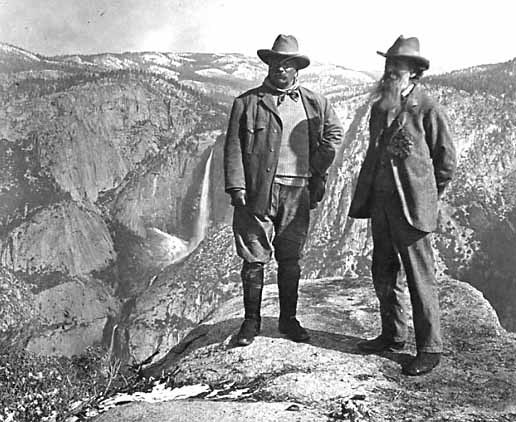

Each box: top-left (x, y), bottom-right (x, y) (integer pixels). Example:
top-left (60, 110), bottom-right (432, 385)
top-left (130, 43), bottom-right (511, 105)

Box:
top-left (151, 174), bottom-right (158, 197)
top-left (145, 147), bottom-right (213, 267)
top-left (145, 227), bottom-right (188, 266)
top-left (189, 148), bottom-right (213, 250)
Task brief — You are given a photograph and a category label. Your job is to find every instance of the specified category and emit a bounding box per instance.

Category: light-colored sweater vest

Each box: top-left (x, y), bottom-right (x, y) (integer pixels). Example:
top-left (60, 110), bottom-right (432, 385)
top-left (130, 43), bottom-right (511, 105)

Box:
top-left (274, 95), bottom-right (310, 183)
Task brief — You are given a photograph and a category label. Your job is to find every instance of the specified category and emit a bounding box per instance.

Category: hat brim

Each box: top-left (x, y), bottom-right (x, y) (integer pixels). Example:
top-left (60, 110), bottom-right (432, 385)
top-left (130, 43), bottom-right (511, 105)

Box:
top-left (257, 49), bottom-right (310, 70)
top-left (377, 51), bottom-right (430, 70)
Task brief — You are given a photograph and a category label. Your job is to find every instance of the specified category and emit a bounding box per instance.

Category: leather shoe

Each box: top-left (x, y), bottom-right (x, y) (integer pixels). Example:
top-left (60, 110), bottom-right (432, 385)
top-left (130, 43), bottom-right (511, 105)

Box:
top-left (402, 352), bottom-right (441, 376)
top-left (278, 318), bottom-right (310, 342)
top-left (236, 318), bottom-right (260, 346)
top-left (357, 335), bottom-right (405, 353)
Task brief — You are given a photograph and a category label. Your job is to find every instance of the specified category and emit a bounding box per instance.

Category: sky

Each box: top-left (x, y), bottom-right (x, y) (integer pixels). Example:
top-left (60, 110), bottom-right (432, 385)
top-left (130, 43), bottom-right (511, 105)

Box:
top-left (1, 0), bottom-right (515, 73)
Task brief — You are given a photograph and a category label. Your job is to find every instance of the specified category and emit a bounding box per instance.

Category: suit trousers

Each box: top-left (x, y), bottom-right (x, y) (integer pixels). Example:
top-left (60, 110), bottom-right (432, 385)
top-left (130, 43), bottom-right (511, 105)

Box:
top-left (371, 191), bottom-right (442, 353)
top-left (233, 183), bottom-right (310, 320)
top-left (232, 183), bottom-right (310, 264)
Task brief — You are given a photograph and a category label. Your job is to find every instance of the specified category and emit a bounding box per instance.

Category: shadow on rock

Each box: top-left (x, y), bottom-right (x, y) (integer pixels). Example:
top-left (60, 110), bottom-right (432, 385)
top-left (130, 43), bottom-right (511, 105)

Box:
top-left (141, 316), bottom-right (411, 378)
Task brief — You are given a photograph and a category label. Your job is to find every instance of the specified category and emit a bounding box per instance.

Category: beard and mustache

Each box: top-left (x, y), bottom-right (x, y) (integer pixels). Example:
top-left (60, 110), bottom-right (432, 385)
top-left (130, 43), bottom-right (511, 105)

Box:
top-left (372, 75), bottom-right (407, 112)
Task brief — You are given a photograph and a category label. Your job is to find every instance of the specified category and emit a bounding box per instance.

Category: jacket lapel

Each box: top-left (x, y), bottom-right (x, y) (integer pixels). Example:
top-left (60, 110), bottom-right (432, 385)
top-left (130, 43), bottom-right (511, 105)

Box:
top-left (257, 89), bottom-right (280, 120)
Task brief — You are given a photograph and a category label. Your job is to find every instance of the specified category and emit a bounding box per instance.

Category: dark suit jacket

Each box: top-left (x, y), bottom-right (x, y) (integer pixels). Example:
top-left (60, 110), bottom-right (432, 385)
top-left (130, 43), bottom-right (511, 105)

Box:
top-left (224, 84), bottom-right (343, 216)
top-left (348, 85), bottom-right (456, 232)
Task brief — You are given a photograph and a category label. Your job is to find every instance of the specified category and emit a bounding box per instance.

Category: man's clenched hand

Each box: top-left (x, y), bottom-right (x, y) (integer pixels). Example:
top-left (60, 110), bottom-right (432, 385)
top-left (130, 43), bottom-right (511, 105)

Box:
top-left (230, 189), bottom-right (247, 207)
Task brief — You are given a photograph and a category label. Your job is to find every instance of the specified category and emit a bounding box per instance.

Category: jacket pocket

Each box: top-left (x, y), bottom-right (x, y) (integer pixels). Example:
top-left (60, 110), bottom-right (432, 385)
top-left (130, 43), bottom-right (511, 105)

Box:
top-left (245, 117), bottom-right (266, 154)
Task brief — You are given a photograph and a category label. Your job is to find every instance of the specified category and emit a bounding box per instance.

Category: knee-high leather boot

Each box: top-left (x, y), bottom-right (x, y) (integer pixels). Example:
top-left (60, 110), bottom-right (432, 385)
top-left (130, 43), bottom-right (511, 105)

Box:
top-left (236, 261), bottom-right (264, 346)
top-left (277, 259), bottom-right (310, 342)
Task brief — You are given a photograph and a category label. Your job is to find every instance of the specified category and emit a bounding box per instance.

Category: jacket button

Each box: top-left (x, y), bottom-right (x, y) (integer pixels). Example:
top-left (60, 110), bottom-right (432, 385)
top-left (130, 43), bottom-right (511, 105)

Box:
top-left (269, 148), bottom-right (274, 152)
top-left (266, 168), bottom-right (271, 172)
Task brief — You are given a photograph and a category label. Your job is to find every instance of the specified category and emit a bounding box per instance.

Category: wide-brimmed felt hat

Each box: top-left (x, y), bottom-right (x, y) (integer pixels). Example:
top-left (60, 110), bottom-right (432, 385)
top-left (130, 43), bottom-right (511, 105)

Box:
top-left (377, 36), bottom-right (430, 70)
top-left (257, 34), bottom-right (310, 70)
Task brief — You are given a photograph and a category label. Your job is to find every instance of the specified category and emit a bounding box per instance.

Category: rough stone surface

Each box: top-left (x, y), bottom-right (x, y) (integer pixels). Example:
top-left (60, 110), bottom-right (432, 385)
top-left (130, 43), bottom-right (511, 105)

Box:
top-left (93, 400), bottom-right (326, 422)
top-left (103, 276), bottom-right (516, 422)
top-left (110, 130), bottom-right (220, 239)
top-left (33, 278), bottom-right (119, 327)
top-left (0, 266), bottom-right (39, 348)
top-left (0, 69), bottom-right (228, 356)
top-left (0, 200), bottom-right (115, 276)
top-left (26, 276), bottom-right (120, 356)
top-left (119, 226), bottom-right (241, 364)
top-left (26, 317), bottom-right (107, 357)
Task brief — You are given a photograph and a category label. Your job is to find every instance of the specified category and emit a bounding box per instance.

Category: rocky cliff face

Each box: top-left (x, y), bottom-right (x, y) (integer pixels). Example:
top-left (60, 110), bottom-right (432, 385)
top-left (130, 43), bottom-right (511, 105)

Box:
top-left (26, 276), bottom-right (121, 356)
top-left (0, 267), bottom-right (38, 348)
top-left (115, 226), bottom-right (239, 363)
top-left (429, 81), bottom-right (516, 331)
top-left (1, 43), bottom-right (515, 368)
top-left (1, 201), bottom-right (115, 276)
top-left (0, 49), bottom-right (230, 356)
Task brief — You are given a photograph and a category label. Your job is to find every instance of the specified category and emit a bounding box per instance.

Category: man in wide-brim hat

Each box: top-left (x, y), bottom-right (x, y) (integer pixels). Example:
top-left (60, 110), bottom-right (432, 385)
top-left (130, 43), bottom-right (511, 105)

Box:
top-left (349, 36), bottom-right (457, 375)
top-left (257, 35), bottom-right (310, 71)
top-left (376, 35), bottom-right (430, 71)
top-left (224, 34), bottom-right (343, 346)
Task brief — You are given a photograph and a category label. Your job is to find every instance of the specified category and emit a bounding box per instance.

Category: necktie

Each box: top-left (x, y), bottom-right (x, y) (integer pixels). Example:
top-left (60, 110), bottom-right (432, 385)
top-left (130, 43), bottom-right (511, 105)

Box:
top-left (277, 89), bottom-right (299, 105)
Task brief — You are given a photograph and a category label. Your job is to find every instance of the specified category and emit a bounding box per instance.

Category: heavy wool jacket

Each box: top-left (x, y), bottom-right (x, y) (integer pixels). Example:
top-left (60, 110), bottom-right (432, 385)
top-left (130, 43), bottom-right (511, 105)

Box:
top-left (224, 84), bottom-right (343, 216)
top-left (348, 84), bottom-right (457, 232)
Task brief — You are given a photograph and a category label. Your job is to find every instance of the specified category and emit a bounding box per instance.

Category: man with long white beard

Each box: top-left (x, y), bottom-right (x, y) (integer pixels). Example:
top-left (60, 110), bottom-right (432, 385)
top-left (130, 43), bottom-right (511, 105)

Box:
top-left (349, 36), bottom-right (457, 375)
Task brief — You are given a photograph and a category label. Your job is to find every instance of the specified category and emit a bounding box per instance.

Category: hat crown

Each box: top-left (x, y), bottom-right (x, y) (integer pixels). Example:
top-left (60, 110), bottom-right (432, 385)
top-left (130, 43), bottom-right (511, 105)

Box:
top-left (270, 34), bottom-right (300, 54)
top-left (257, 34), bottom-right (310, 70)
top-left (387, 36), bottom-right (421, 57)
top-left (377, 35), bottom-right (429, 70)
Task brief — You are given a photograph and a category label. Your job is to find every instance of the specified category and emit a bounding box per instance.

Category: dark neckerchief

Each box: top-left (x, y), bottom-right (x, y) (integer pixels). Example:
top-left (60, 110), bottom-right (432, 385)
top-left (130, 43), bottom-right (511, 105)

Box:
top-left (263, 77), bottom-right (300, 105)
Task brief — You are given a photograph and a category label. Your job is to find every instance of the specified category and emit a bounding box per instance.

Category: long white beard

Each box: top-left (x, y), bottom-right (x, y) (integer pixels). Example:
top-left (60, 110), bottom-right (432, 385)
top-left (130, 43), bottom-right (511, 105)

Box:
top-left (371, 75), bottom-right (404, 111)
top-left (375, 77), bottom-right (404, 112)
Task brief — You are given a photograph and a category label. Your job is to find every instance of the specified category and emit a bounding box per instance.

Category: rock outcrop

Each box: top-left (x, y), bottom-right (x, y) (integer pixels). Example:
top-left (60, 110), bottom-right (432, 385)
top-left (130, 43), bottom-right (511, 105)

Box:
top-left (1, 200), bottom-right (115, 276)
top-left (96, 275), bottom-right (516, 421)
top-left (303, 94), bottom-right (373, 279)
top-left (430, 86), bottom-right (516, 331)
top-left (26, 276), bottom-right (120, 357)
top-left (0, 267), bottom-right (38, 348)
top-left (109, 130), bottom-right (219, 240)
top-left (95, 401), bottom-right (324, 422)
top-left (116, 226), bottom-right (240, 363)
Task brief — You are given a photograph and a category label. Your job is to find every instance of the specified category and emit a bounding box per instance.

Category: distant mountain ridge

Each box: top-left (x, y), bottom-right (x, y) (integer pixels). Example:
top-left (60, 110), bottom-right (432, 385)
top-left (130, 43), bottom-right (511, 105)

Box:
top-left (0, 42), bottom-right (375, 102)
top-left (427, 57), bottom-right (516, 97)
top-left (0, 42), bottom-right (84, 74)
